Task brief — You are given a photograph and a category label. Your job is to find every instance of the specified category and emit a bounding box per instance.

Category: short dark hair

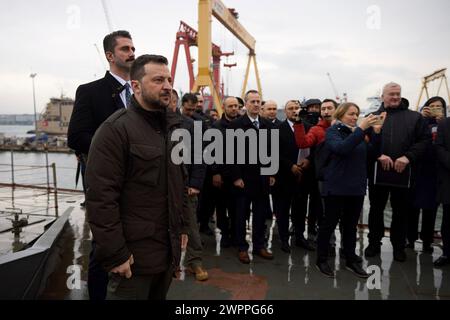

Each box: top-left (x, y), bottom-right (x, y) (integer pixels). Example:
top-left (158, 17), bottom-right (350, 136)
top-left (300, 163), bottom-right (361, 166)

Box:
top-left (244, 90), bottom-right (259, 102)
top-left (206, 109), bottom-right (218, 116)
top-left (103, 30), bottom-right (132, 53)
top-left (130, 54), bottom-right (169, 81)
top-left (181, 93), bottom-right (198, 105)
top-left (322, 99), bottom-right (339, 109)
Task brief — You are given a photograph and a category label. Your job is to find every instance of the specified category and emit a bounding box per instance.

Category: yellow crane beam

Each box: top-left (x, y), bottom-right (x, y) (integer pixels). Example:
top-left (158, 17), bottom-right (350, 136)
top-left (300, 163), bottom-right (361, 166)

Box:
top-left (416, 68), bottom-right (450, 111)
top-left (193, 0), bottom-right (262, 115)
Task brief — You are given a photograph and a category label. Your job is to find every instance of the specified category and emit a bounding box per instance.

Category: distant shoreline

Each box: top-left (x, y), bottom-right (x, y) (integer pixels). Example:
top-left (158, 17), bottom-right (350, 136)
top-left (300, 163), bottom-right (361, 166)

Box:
top-left (0, 146), bottom-right (72, 154)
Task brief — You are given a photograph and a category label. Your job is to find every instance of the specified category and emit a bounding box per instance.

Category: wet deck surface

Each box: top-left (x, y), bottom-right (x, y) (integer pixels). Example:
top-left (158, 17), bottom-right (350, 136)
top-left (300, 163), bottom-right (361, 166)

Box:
top-left (36, 193), bottom-right (450, 300)
top-left (0, 186), bottom-right (68, 254)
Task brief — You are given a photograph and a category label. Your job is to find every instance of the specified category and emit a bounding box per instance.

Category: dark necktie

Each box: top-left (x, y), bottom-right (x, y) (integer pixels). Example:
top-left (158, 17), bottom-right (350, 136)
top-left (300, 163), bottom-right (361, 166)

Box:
top-left (125, 83), bottom-right (131, 108)
top-left (253, 120), bottom-right (259, 129)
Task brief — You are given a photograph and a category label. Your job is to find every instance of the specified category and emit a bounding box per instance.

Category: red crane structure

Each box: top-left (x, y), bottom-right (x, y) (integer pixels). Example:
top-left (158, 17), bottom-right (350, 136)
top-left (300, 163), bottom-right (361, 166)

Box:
top-left (171, 20), bottom-right (235, 103)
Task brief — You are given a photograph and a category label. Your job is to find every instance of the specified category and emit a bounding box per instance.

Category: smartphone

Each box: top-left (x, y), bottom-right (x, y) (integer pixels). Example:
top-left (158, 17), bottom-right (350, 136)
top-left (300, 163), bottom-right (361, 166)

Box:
top-left (372, 115), bottom-right (384, 126)
top-left (429, 107), bottom-right (443, 118)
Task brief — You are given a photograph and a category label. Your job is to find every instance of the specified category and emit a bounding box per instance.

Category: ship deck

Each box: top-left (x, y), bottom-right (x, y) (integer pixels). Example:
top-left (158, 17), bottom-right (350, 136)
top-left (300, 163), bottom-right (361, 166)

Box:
top-left (31, 190), bottom-right (449, 301)
top-left (1, 186), bottom-right (448, 300)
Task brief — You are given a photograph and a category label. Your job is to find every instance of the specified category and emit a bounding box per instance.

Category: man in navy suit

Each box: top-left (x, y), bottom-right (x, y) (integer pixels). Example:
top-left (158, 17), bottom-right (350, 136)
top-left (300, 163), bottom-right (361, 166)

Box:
top-left (229, 90), bottom-right (276, 264)
top-left (67, 30), bottom-right (135, 300)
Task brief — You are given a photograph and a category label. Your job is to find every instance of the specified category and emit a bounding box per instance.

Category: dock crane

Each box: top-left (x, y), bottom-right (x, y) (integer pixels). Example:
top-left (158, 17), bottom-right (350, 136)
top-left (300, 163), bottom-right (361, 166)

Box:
top-left (416, 68), bottom-right (450, 112)
top-left (193, 0), bottom-right (262, 114)
top-left (101, 0), bottom-right (114, 32)
top-left (326, 72), bottom-right (347, 103)
top-left (171, 21), bottom-right (235, 99)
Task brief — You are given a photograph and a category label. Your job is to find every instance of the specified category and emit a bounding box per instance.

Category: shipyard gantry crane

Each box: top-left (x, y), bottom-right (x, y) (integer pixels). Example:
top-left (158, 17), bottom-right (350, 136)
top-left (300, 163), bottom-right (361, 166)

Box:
top-left (193, 0), bottom-right (262, 114)
top-left (171, 21), bottom-right (234, 100)
top-left (416, 68), bottom-right (450, 111)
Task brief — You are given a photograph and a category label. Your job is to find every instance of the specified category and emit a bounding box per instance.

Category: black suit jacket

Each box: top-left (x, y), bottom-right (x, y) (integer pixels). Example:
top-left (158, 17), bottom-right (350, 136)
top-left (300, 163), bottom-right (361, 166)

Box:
top-left (229, 114), bottom-right (275, 195)
top-left (275, 120), bottom-right (301, 193)
top-left (68, 72), bottom-right (126, 154)
top-left (272, 118), bottom-right (282, 127)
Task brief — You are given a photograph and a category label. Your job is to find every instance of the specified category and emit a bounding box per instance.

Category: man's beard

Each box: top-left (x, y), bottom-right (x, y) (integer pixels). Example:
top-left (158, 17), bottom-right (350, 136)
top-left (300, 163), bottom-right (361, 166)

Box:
top-left (142, 90), bottom-right (170, 110)
top-left (226, 112), bottom-right (238, 120)
top-left (115, 58), bottom-right (134, 72)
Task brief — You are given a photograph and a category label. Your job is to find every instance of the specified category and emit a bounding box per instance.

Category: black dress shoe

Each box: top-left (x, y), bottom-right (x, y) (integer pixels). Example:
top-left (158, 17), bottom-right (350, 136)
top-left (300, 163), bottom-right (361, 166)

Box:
top-left (220, 236), bottom-right (231, 248)
top-left (281, 241), bottom-right (291, 253)
top-left (434, 256), bottom-right (450, 267)
top-left (393, 249), bottom-right (407, 262)
top-left (422, 243), bottom-right (433, 253)
top-left (342, 251), bottom-right (363, 264)
top-left (316, 261), bottom-right (334, 278)
top-left (364, 244), bottom-right (381, 257)
top-left (345, 261), bottom-right (369, 278)
top-left (200, 226), bottom-right (214, 236)
top-left (295, 238), bottom-right (315, 251)
top-left (405, 242), bottom-right (415, 249)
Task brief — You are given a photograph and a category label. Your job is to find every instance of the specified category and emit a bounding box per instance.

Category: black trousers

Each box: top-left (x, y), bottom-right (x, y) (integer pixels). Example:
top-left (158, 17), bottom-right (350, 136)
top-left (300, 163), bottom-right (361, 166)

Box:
top-left (215, 181), bottom-right (237, 242)
top-left (407, 207), bottom-right (438, 246)
top-left (305, 180), bottom-right (324, 235)
top-left (317, 195), bottom-right (364, 262)
top-left (235, 190), bottom-right (266, 252)
top-left (197, 172), bottom-right (215, 229)
top-left (88, 241), bottom-right (109, 300)
top-left (273, 188), bottom-right (308, 242)
top-left (368, 184), bottom-right (411, 250)
top-left (442, 204), bottom-right (450, 257)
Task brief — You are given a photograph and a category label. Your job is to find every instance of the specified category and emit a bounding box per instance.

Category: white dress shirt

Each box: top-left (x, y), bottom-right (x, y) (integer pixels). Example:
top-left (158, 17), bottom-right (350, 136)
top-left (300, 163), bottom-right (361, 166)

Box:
top-left (110, 72), bottom-right (132, 108)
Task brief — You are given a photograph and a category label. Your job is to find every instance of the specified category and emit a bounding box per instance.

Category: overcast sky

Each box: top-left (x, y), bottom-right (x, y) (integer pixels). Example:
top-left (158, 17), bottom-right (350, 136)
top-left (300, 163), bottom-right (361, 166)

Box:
top-left (1, 0), bottom-right (449, 114)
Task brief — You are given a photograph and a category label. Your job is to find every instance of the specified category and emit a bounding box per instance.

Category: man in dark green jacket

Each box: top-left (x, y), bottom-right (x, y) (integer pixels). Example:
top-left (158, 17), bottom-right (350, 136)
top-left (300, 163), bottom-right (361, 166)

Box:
top-left (86, 54), bottom-right (189, 300)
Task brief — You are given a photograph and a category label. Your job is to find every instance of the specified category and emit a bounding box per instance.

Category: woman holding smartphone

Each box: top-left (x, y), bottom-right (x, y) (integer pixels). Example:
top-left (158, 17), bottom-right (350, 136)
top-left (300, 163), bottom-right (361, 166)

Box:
top-left (315, 102), bottom-right (385, 278)
top-left (407, 96), bottom-right (447, 253)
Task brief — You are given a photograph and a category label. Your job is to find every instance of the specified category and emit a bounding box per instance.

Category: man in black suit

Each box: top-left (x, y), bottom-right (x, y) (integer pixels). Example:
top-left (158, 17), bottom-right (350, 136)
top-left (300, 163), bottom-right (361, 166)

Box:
top-left (211, 96), bottom-right (240, 247)
top-left (273, 100), bottom-right (315, 253)
top-left (67, 30), bottom-right (135, 300)
top-left (229, 90), bottom-right (276, 264)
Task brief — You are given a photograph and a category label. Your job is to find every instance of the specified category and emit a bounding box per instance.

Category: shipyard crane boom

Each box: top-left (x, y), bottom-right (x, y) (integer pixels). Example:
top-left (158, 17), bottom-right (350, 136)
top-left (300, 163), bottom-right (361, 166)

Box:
top-left (326, 72), bottom-right (341, 102)
top-left (171, 21), bottom-right (234, 96)
top-left (101, 0), bottom-right (114, 32)
top-left (194, 0), bottom-right (262, 114)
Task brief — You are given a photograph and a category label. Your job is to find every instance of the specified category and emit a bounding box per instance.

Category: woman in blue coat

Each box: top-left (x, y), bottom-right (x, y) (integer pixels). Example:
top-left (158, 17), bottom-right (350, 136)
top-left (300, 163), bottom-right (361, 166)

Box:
top-left (316, 102), bottom-right (383, 278)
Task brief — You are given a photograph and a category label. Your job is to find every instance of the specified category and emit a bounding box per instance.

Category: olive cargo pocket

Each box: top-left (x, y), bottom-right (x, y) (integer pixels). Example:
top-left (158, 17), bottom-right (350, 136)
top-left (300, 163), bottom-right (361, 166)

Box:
top-left (129, 144), bottom-right (162, 186)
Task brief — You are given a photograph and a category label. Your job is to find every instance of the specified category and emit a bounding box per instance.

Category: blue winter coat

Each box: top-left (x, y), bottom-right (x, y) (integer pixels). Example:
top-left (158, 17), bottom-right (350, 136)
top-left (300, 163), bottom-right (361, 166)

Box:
top-left (321, 123), bottom-right (381, 197)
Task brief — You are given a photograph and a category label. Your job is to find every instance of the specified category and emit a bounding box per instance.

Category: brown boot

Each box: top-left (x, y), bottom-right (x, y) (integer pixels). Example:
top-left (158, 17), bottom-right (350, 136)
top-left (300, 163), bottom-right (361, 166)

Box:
top-left (238, 251), bottom-right (251, 264)
top-left (187, 265), bottom-right (209, 281)
top-left (255, 248), bottom-right (274, 260)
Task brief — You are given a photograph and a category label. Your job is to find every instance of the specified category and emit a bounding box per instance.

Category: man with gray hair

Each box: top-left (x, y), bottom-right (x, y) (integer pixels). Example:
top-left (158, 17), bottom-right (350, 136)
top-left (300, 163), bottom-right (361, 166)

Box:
top-left (365, 82), bottom-right (430, 262)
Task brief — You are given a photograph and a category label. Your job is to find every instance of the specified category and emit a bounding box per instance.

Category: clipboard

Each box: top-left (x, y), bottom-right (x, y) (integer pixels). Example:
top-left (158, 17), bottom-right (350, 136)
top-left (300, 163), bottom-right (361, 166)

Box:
top-left (374, 162), bottom-right (411, 188)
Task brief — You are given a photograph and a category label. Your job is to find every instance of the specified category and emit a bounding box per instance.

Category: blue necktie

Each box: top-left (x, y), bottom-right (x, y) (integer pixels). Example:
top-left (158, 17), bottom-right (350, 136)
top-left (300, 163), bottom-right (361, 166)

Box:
top-left (125, 83), bottom-right (131, 108)
top-left (253, 120), bottom-right (259, 129)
